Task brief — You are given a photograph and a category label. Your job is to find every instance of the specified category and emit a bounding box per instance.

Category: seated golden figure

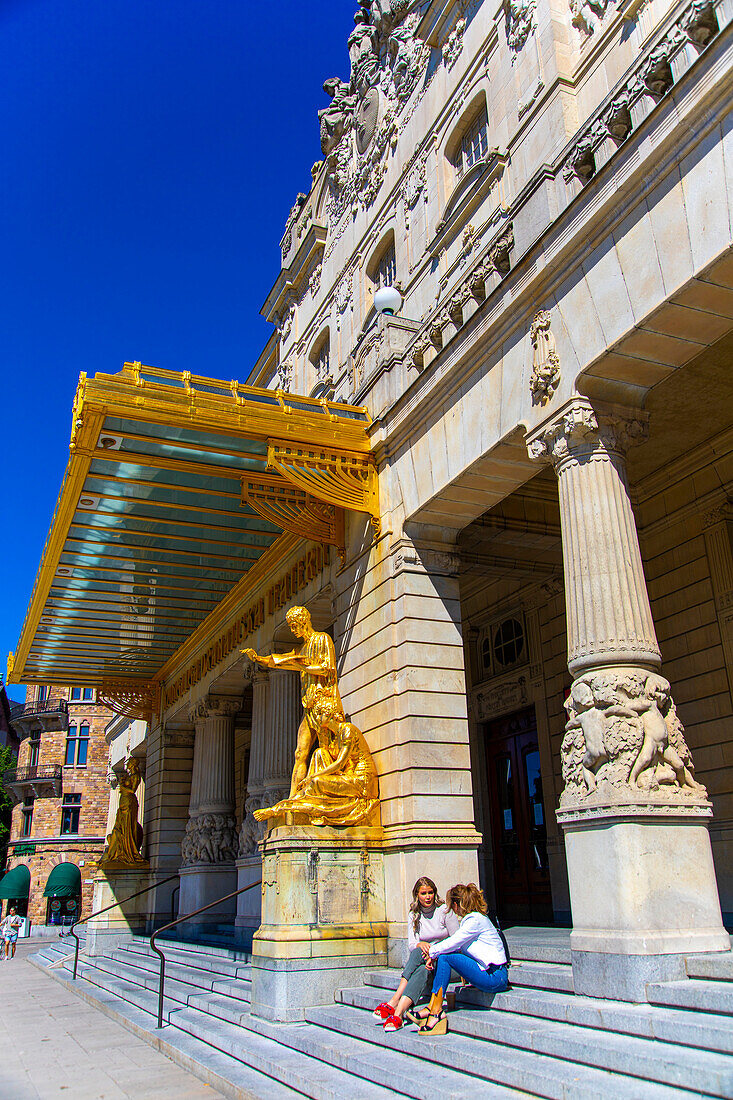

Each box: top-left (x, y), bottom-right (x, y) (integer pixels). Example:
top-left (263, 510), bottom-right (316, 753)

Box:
top-left (99, 757), bottom-right (148, 869)
top-left (253, 691), bottom-right (379, 828)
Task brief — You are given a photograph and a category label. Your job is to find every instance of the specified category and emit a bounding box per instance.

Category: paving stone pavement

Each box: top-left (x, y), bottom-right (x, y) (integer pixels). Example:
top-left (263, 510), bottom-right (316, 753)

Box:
top-left (0, 941), bottom-right (227, 1100)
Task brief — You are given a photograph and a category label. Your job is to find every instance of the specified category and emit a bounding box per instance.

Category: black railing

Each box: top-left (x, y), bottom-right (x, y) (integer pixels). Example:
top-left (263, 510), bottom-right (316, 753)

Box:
top-left (151, 879), bottom-right (261, 1028)
top-left (5, 764), bottom-right (63, 785)
top-left (61, 875), bottom-right (178, 979)
top-left (10, 698), bottom-right (68, 719)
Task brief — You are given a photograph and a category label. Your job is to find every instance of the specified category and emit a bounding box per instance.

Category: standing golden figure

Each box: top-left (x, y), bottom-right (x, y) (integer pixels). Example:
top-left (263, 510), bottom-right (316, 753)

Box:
top-left (243, 605), bottom-right (379, 828)
top-left (98, 757), bottom-right (148, 869)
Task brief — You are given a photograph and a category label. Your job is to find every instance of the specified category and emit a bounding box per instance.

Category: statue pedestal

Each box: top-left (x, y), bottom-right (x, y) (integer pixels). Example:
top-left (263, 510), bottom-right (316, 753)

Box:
top-left (86, 870), bottom-right (152, 956)
top-left (178, 863), bottom-right (237, 932)
top-left (560, 803), bottom-right (730, 1001)
top-left (250, 824), bottom-right (387, 1022)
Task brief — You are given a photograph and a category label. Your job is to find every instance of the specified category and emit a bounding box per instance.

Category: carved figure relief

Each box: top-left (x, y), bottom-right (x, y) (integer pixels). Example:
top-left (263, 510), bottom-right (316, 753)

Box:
top-left (442, 17), bottom-right (466, 67)
top-left (181, 812), bottom-right (239, 866)
top-left (561, 670), bottom-right (707, 807)
top-left (570, 0), bottom-right (610, 37)
top-left (506, 0), bottom-right (536, 56)
top-left (99, 757), bottom-right (147, 869)
top-left (319, 79), bottom-right (357, 155)
top-left (529, 310), bottom-right (561, 404)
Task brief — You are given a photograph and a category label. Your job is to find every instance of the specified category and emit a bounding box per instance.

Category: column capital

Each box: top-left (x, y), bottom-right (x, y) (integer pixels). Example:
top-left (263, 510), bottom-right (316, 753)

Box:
top-left (526, 398), bottom-right (649, 471)
top-left (702, 499), bottom-right (733, 529)
top-left (391, 535), bottom-right (461, 577)
top-left (188, 693), bottom-right (242, 723)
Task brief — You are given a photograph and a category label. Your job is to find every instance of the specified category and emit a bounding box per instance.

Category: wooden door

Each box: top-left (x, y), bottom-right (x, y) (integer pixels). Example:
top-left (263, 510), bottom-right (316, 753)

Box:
top-left (485, 706), bottom-right (552, 924)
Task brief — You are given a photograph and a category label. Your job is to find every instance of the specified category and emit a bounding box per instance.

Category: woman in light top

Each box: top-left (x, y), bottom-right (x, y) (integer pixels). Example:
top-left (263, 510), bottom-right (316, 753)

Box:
top-left (372, 876), bottom-right (459, 1032)
top-left (418, 882), bottom-right (509, 1036)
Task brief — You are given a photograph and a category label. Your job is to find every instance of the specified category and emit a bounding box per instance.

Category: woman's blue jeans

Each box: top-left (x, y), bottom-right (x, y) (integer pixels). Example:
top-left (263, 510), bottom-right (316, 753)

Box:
top-left (431, 952), bottom-right (509, 998)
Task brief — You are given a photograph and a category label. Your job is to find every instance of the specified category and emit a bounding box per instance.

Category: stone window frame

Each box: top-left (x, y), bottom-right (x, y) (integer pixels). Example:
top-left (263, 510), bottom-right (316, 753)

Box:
top-left (69, 686), bottom-right (95, 702)
top-left (21, 797), bottom-right (34, 838)
top-left (445, 92), bottom-right (490, 185)
top-left (64, 722), bottom-right (90, 767)
top-left (309, 328), bottom-right (331, 385)
top-left (477, 610), bottom-right (528, 681)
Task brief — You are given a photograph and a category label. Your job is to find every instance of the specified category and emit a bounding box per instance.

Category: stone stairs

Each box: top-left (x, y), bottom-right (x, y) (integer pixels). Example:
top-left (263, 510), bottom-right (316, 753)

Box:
top-left (31, 929), bottom-right (733, 1100)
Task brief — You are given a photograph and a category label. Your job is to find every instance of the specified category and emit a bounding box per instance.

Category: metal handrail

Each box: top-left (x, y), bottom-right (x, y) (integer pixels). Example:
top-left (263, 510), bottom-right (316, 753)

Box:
top-left (151, 879), bottom-right (261, 1028)
top-left (10, 698), bottom-right (68, 719)
top-left (62, 874), bottom-right (178, 979)
top-left (5, 764), bottom-right (62, 784)
top-left (170, 884), bottom-right (180, 924)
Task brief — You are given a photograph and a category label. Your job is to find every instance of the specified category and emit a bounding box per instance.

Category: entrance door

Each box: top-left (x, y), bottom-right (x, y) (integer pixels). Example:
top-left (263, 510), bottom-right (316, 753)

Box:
top-left (484, 706), bottom-right (552, 923)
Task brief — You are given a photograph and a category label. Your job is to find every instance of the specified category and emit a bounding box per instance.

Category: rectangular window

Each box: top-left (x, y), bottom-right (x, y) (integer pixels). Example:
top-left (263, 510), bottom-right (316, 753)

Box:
top-left (28, 737), bottom-right (41, 768)
top-left (21, 797), bottom-right (34, 838)
top-left (65, 725), bottom-right (77, 766)
top-left (377, 242), bottom-right (396, 289)
top-left (61, 794), bottom-right (81, 835)
top-left (37, 686), bottom-right (48, 702)
top-left (69, 687), bottom-right (81, 701)
top-left (77, 724), bottom-right (89, 766)
top-left (82, 688), bottom-right (94, 701)
top-left (458, 109), bottom-right (489, 179)
top-left (64, 724), bottom-right (89, 766)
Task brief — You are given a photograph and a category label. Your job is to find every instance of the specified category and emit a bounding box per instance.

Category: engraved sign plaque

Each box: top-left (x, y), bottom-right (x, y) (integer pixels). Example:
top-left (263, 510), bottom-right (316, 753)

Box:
top-left (317, 862), bottom-right (361, 924)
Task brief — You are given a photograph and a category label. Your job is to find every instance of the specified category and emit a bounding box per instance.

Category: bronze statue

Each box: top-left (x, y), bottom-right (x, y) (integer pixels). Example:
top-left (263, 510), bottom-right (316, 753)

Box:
top-left (243, 605), bottom-right (341, 799)
top-left (244, 605), bottom-right (379, 828)
top-left (99, 757), bottom-right (148, 869)
top-left (253, 690), bottom-right (379, 827)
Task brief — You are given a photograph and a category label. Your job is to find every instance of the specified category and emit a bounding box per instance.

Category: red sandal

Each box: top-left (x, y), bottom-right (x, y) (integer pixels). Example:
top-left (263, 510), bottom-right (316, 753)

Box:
top-left (383, 1014), bottom-right (403, 1031)
top-left (372, 1002), bottom-right (393, 1020)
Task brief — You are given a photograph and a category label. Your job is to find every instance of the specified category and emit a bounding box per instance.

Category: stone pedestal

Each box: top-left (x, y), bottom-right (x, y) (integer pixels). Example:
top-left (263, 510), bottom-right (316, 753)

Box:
top-left (250, 824), bottom-right (387, 1022)
top-left (234, 855), bottom-right (262, 940)
top-left (528, 399), bottom-right (729, 1001)
top-left (178, 863), bottom-right (237, 928)
top-left (561, 806), bottom-right (730, 999)
top-left (86, 871), bottom-right (151, 956)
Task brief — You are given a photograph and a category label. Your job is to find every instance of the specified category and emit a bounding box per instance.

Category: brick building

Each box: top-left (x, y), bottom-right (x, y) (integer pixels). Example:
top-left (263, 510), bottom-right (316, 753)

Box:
top-left (2, 685), bottom-right (113, 927)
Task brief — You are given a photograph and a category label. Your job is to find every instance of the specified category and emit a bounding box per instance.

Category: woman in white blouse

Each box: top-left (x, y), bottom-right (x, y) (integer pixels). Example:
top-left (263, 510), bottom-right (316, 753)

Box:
top-left (419, 882), bottom-right (509, 1036)
top-left (372, 876), bottom-right (459, 1032)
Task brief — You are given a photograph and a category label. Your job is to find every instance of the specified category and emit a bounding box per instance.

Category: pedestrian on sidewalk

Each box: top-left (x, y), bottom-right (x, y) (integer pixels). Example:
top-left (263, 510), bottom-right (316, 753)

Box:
top-left (1, 906), bottom-right (22, 959)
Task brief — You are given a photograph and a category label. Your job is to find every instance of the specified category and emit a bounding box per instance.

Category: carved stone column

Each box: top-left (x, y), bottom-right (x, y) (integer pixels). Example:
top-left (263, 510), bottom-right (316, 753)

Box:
top-left (178, 694), bottom-right (241, 924)
top-left (263, 670), bottom-right (300, 798)
top-left (528, 398), bottom-right (729, 999)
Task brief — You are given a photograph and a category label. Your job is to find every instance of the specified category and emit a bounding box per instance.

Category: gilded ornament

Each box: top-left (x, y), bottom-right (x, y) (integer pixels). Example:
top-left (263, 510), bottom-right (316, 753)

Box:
top-left (99, 757), bottom-right (148, 870)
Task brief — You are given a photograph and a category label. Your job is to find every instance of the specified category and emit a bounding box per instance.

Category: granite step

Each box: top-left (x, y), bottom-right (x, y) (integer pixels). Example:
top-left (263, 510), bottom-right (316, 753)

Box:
top-left (126, 934), bottom-right (251, 964)
top-left (363, 959), bottom-right (574, 994)
top-left (76, 952), bottom-right (230, 1006)
top-left (647, 977), bottom-right (733, 1015)
top-left (504, 929), bottom-right (572, 966)
top-left (306, 1002), bottom-right (690, 1100)
top-left (30, 955), bottom-right (306, 1100)
top-left (170, 1006), bottom-right (411, 1100)
top-left (685, 953), bottom-right (733, 981)
top-left (187, 991), bottom-right (251, 1027)
top-left (337, 984), bottom-right (732, 1096)
top-left (115, 942), bottom-right (249, 981)
top-left (177, 1005), bottom-right (525, 1100)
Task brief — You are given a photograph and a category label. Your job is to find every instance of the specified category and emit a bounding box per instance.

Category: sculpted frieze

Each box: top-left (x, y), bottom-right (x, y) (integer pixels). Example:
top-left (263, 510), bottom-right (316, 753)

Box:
top-left (561, 670), bottom-right (707, 809)
top-left (181, 812), bottom-right (239, 866)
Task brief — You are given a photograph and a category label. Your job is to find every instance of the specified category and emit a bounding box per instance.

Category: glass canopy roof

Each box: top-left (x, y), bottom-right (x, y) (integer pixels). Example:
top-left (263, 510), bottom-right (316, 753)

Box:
top-left (9, 363), bottom-right (372, 689)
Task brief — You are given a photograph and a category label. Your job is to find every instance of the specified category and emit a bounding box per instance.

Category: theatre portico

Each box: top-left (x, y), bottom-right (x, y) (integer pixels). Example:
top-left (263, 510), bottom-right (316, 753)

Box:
top-left (9, 0), bottom-right (733, 1053)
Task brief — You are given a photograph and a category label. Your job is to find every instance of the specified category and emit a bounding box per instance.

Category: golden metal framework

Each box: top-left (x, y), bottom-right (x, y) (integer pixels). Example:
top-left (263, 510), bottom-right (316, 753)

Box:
top-left (98, 680), bottom-right (161, 723)
top-left (242, 474), bottom-right (345, 556)
top-left (267, 440), bottom-right (379, 533)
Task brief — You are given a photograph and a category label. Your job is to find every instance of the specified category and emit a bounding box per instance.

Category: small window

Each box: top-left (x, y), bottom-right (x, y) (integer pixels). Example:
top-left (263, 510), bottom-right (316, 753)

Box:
top-left (311, 335), bottom-right (330, 381)
top-left (37, 686), bottom-right (48, 702)
top-left (69, 687), bottom-right (81, 701)
top-left (376, 241), bottom-right (396, 289)
top-left (21, 797), bottom-right (34, 838)
top-left (493, 618), bottom-right (525, 668)
top-left (28, 736), bottom-right (41, 769)
top-left (457, 107), bottom-right (489, 179)
top-left (82, 687), bottom-right (94, 701)
top-left (61, 794), bottom-right (81, 835)
top-left (64, 723), bottom-right (89, 766)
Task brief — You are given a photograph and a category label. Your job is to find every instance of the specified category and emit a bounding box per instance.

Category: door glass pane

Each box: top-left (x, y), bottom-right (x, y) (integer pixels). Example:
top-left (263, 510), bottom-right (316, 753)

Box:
top-left (495, 754), bottom-right (521, 882)
top-left (524, 748), bottom-right (549, 873)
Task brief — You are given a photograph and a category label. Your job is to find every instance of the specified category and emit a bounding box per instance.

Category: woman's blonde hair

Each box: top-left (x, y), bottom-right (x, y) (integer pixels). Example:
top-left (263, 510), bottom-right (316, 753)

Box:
top-left (445, 883), bottom-right (488, 918)
top-left (409, 876), bottom-right (442, 935)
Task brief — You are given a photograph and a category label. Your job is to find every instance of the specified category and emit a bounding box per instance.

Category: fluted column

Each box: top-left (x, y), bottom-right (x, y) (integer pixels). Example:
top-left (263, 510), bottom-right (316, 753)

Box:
top-left (181, 694), bottom-right (241, 867)
top-left (263, 670), bottom-right (300, 797)
top-left (527, 398), bottom-right (728, 996)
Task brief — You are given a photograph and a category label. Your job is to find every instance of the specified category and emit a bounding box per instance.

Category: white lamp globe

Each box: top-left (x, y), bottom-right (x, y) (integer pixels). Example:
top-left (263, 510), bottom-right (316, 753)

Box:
top-left (374, 285), bottom-right (402, 316)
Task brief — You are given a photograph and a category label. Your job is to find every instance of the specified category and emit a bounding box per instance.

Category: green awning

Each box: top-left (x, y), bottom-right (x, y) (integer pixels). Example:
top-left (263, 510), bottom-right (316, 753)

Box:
top-left (43, 863), bottom-right (81, 898)
top-left (0, 864), bottom-right (31, 899)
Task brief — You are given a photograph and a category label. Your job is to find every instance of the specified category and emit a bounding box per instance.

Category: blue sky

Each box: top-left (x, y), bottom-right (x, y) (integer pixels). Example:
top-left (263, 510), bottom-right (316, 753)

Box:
top-left (1, 0), bottom-right (354, 699)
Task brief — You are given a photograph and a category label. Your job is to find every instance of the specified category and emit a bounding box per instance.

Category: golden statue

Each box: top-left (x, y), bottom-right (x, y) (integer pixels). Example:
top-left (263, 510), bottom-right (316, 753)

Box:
top-left (243, 605), bottom-right (341, 799)
top-left (243, 606), bottom-right (379, 828)
top-left (99, 757), bottom-right (148, 869)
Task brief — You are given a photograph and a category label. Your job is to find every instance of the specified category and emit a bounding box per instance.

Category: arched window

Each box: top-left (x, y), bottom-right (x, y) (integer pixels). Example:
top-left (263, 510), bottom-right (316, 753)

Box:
top-left (455, 103), bottom-right (488, 180)
top-left (366, 231), bottom-right (397, 311)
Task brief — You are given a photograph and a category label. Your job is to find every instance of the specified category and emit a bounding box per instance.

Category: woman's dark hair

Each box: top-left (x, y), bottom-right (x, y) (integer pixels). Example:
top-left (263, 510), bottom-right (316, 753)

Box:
top-left (409, 876), bottom-right (442, 935)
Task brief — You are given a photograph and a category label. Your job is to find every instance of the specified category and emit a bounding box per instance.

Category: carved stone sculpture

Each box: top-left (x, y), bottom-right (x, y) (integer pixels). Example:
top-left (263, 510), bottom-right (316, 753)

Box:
top-left (506, 0), bottom-right (536, 55)
top-left (99, 757), bottom-right (147, 869)
top-left (529, 310), bottom-right (560, 404)
top-left (562, 670), bottom-right (707, 807)
top-left (319, 79), bottom-right (357, 156)
top-left (348, 10), bottom-right (380, 95)
top-left (181, 812), bottom-right (238, 866)
top-left (683, 0), bottom-right (718, 45)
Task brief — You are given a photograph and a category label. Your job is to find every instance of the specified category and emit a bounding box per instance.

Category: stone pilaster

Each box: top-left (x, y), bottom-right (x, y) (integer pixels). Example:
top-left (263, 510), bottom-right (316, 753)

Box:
top-left (263, 670), bottom-right (300, 797)
top-left (528, 398), bottom-right (729, 998)
top-left (702, 500), bottom-right (733, 699)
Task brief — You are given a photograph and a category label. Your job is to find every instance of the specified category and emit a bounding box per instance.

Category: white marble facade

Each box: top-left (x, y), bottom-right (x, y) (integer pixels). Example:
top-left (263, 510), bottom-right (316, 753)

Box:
top-left (139, 0), bottom-right (733, 991)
